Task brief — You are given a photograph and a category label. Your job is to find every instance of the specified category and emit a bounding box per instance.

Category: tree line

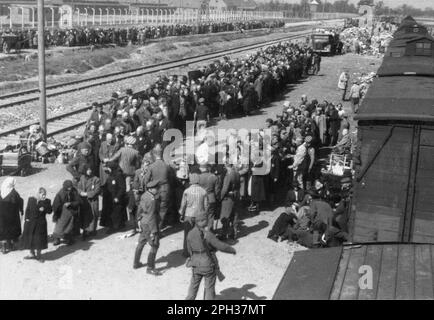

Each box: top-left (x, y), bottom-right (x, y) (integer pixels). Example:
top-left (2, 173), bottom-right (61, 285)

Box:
top-left (256, 0), bottom-right (434, 18)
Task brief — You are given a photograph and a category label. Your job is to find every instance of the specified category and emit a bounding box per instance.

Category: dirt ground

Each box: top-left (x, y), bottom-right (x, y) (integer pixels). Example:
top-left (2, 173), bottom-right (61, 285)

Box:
top-left (0, 52), bottom-right (381, 300)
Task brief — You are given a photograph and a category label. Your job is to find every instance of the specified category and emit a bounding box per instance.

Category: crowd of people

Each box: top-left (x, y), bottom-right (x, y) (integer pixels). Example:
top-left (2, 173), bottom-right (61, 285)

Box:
top-left (0, 20), bottom-right (285, 50)
top-left (0, 37), bottom-right (355, 299)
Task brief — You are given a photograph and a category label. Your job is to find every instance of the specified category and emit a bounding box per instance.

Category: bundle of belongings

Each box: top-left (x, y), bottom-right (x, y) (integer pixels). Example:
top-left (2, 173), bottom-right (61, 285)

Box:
top-left (339, 27), bottom-right (393, 55)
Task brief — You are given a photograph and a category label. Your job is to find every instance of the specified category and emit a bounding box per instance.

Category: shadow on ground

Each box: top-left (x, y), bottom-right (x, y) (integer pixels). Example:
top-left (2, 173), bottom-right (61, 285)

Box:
top-left (217, 284), bottom-right (267, 300)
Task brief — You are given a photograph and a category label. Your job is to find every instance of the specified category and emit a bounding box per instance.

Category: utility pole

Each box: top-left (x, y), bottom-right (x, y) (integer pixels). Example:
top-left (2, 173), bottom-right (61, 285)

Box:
top-left (38, 0), bottom-right (47, 140)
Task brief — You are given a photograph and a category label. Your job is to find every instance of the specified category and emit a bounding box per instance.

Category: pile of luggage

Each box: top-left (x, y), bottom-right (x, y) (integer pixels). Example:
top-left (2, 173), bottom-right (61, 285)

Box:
top-left (340, 27), bottom-right (393, 55)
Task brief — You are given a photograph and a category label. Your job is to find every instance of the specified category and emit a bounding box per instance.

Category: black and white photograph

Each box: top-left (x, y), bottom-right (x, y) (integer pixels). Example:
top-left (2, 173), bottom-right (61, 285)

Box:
top-left (0, 0), bottom-right (434, 304)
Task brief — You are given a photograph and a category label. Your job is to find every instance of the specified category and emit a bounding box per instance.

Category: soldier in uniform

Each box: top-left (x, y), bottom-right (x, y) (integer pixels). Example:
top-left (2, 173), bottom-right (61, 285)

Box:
top-left (198, 164), bottom-right (220, 230)
top-left (144, 144), bottom-right (171, 229)
top-left (130, 154), bottom-right (153, 234)
top-left (179, 173), bottom-right (208, 257)
top-left (186, 213), bottom-right (236, 300)
top-left (133, 180), bottom-right (162, 276)
top-left (219, 162), bottom-right (240, 241)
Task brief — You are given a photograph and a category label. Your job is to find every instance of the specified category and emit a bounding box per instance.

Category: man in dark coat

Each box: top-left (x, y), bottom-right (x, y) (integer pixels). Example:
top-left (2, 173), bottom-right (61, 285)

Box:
top-left (98, 133), bottom-right (120, 186)
top-left (101, 162), bottom-right (127, 233)
top-left (219, 162), bottom-right (240, 240)
top-left (133, 180), bottom-right (162, 275)
top-left (242, 79), bottom-right (257, 116)
top-left (186, 213), bottom-right (236, 300)
top-left (87, 102), bottom-right (109, 128)
top-left (52, 180), bottom-right (82, 246)
top-left (327, 104), bottom-right (340, 146)
top-left (267, 203), bottom-right (297, 242)
top-left (77, 166), bottom-right (101, 239)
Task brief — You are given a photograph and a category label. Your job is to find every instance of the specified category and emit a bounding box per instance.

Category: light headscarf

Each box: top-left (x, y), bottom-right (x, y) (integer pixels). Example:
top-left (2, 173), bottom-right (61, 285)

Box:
top-left (1, 177), bottom-right (16, 199)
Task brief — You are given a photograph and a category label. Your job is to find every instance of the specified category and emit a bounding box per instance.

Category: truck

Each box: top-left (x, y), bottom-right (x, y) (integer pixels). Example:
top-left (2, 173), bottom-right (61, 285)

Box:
top-left (310, 32), bottom-right (339, 55)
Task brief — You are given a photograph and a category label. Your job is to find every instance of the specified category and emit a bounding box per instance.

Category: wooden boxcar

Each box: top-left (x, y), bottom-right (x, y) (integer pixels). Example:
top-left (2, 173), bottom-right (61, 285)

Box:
top-left (273, 244), bottom-right (434, 300)
top-left (351, 37), bottom-right (434, 244)
top-left (273, 16), bottom-right (434, 299)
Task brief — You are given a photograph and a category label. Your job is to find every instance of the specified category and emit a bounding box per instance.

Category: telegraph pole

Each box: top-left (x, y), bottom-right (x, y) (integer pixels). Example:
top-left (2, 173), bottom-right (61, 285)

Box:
top-left (38, 0), bottom-right (47, 140)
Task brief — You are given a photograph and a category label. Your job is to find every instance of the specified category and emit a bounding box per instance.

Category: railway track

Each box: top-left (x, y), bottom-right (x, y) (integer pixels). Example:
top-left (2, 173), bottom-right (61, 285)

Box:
top-left (0, 30), bottom-right (310, 109)
top-left (0, 31), bottom-right (310, 145)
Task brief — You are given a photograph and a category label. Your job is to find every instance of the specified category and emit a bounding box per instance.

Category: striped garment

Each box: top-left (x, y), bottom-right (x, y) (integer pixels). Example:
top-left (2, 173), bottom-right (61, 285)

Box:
top-left (110, 146), bottom-right (141, 176)
top-left (179, 184), bottom-right (208, 219)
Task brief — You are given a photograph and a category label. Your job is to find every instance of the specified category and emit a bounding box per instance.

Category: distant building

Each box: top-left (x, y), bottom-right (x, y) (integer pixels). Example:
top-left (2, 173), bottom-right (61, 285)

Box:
top-left (358, 3), bottom-right (374, 29)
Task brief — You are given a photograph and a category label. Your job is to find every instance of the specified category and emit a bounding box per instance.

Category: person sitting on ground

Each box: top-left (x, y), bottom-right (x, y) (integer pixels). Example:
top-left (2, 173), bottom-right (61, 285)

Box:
top-left (267, 202), bottom-right (298, 242)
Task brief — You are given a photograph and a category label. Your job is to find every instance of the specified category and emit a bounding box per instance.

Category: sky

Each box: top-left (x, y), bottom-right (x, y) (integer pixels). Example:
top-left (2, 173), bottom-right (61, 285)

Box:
top-left (256, 0), bottom-right (434, 10)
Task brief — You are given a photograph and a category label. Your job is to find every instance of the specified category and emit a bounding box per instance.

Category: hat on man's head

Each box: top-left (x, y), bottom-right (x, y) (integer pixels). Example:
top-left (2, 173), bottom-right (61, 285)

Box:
top-left (126, 89), bottom-right (133, 95)
top-left (146, 180), bottom-right (159, 189)
top-left (112, 92), bottom-right (119, 99)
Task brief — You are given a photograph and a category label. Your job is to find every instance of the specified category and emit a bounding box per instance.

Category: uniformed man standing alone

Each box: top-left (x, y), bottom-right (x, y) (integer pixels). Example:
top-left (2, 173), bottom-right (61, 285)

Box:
top-left (133, 180), bottom-right (162, 276)
top-left (145, 144), bottom-right (171, 229)
top-left (186, 213), bottom-right (236, 300)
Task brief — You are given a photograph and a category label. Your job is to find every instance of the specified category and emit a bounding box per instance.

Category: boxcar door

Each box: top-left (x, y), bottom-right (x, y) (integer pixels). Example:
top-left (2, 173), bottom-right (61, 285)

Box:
top-left (410, 127), bottom-right (434, 243)
top-left (353, 125), bottom-right (413, 242)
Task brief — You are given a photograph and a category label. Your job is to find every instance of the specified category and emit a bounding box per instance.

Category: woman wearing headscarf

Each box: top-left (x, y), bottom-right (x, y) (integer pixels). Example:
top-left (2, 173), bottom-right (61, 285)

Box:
top-left (100, 161), bottom-right (127, 234)
top-left (52, 180), bottom-right (82, 246)
top-left (0, 177), bottom-right (24, 254)
top-left (21, 187), bottom-right (52, 261)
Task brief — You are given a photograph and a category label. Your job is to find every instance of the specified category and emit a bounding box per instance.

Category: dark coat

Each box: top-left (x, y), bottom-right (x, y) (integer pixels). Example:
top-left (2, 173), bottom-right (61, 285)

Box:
top-left (21, 197), bottom-right (52, 250)
top-left (187, 226), bottom-right (235, 270)
top-left (77, 175), bottom-right (101, 231)
top-left (66, 154), bottom-right (95, 181)
top-left (98, 141), bottom-right (120, 185)
top-left (52, 188), bottom-right (82, 238)
top-left (0, 190), bottom-right (24, 241)
top-left (220, 168), bottom-right (240, 220)
top-left (87, 110), bottom-right (109, 127)
top-left (101, 169), bottom-right (127, 229)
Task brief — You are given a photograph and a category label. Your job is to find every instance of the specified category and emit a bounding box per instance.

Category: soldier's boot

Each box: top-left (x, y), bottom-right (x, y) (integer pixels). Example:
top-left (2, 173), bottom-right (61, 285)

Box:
top-left (133, 247), bottom-right (144, 269)
top-left (146, 251), bottom-right (162, 276)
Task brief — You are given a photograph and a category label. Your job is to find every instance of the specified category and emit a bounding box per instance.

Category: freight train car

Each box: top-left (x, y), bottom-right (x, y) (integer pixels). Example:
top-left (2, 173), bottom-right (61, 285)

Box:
top-left (273, 16), bottom-right (434, 300)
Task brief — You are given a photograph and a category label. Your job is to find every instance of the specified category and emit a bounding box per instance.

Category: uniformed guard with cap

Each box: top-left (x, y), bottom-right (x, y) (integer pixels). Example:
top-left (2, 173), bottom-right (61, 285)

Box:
top-left (219, 161), bottom-right (240, 240)
top-left (133, 180), bottom-right (162, 276)
top-left (144, 144), bottom-right (171, 229)
top-left (185, 213), bottom-right (236, 300)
